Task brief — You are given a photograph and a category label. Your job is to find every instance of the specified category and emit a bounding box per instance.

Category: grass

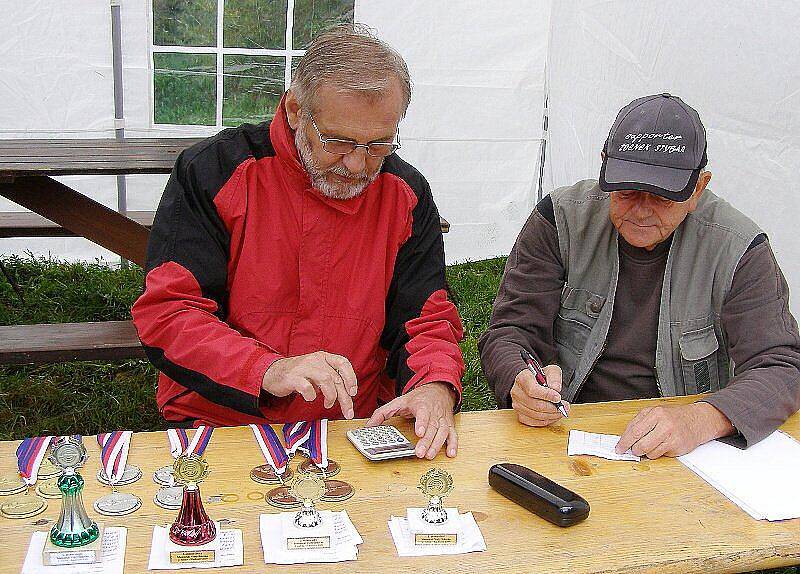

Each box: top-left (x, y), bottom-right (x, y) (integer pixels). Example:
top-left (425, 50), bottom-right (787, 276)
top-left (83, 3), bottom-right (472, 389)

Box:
top-left (0, 255), bottom-right (797, 574)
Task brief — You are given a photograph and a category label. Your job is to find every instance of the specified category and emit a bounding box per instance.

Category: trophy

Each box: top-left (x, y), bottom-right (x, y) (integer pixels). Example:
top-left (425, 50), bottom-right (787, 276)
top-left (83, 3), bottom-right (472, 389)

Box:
top-left (43, 437), bottom-right (104, 565)
top-left (407, 468), bottom-right (461, 546)
top-left (280, 473), bottom-right (334, 550)
top-left (166, 454), bottom-right (220, 563)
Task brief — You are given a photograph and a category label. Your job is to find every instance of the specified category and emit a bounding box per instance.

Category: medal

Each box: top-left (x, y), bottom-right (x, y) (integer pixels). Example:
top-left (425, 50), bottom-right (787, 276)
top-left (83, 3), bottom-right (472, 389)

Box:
top-left (0, 494), bottom-right (47, 519)
top-left (265, 485), bottom-right (302, 510)
top-left (298, 458), bottom-right (340, 478)
top-left (96, 431), bottom-right (140, 486)
top-left (250, 464), bottom-right (294, 485)
top-left (37, 459), bottom-right (62, 480)
top-left (16, 435), bottom-right (53, 487)
top-left (35, 479), bottom-right (62, 499)
top-left (0, 474), bottom-right (27, 496)
top-left (249, 424), bottom-right (290, 484)
top-left (97, 465), bottom-right (142, 486)
top-left (155, 426), bottom-right (213, 486)
top-left (282, 422), bottom-right (312, 456)
top-left (321, 479), bottom-right (354, 502)
top-left (284, 419), bottom-right (339, 476)
top-left (154, 485), bottom-right (184, 510)
top-left (93, 491), bottom-right (142, 516)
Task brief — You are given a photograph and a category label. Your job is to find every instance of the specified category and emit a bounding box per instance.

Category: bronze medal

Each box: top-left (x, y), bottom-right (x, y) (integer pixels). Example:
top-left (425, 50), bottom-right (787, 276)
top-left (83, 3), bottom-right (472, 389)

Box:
top-left (265, 485), bottom-right (301, 510)
top-left (250, 464), bottom-right (293, 485)
top-left (321, 479), bottom-right (354, 502)
top-left (297, 458), bottom-right (340, 478)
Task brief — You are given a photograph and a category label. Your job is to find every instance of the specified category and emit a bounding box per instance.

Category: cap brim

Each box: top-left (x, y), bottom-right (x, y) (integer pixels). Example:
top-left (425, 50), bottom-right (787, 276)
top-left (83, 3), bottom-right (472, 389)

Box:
top-left (600, 157), bottom-right (699, 202)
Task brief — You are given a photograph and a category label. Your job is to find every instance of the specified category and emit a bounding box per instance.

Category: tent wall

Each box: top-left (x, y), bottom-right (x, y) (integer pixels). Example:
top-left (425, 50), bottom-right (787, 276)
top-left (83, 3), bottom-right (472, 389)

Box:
top-left (544, 0), bottom-right (800, 315)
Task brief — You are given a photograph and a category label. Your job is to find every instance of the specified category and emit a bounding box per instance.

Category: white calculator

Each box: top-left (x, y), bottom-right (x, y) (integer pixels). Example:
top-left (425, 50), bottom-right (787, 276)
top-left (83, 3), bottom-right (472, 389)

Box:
top-left (346, 425), bottom-right (416, 461)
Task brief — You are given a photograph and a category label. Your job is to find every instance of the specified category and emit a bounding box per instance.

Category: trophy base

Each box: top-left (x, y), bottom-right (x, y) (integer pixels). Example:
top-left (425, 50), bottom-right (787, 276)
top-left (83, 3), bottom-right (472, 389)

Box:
top-left (407, 508), bottom-right (461, 546)
top-left (165, 523), bottom-right (220, 564)
top-left (42, 526), bottom-right (104, 566)
top-left (281, 510), bottom-right (334, 550)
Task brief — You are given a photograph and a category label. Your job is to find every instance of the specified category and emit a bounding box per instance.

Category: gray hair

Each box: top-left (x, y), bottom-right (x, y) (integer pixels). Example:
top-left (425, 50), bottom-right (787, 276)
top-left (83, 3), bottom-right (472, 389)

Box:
top-left (291, 24), bottom-right (412, 116)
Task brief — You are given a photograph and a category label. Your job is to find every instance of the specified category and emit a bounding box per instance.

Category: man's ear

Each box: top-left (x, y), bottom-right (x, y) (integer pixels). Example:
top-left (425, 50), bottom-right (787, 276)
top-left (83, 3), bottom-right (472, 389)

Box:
top-left (687, 170), bottom-right (712, 212)
top-left (285, 89), bottom-right (301, 130)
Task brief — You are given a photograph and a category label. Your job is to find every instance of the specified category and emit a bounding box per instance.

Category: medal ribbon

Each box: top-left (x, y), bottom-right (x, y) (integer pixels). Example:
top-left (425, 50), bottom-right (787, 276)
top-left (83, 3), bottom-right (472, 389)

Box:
top-left (16, 436), bottom-right (53, 486)
top-left (297, 419), bottom-right (329, 469)
top-left (250, 424), bottom-right (289, 476)
top-left (282, 421), bottom-right (311, 455)
top-left (167, 426), bottom-right (213, 458)
top-left (96, 431), bottom-right (132, 485)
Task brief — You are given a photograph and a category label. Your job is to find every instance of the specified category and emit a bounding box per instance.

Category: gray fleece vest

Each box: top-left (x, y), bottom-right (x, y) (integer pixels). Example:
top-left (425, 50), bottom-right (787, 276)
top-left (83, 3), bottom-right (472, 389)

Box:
top-left (551, 180), bottom-right (762, 401)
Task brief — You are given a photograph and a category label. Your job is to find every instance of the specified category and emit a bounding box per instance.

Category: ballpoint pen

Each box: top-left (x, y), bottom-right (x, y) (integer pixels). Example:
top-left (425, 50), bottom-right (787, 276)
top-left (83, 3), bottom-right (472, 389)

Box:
top-left (520, 349), bottom-right (569, 418)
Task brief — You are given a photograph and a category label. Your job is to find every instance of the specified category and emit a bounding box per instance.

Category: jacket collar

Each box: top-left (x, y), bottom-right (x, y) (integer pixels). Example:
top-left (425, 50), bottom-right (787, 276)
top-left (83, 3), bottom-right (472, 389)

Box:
top-left (270, 94), bottom-right (371, 215)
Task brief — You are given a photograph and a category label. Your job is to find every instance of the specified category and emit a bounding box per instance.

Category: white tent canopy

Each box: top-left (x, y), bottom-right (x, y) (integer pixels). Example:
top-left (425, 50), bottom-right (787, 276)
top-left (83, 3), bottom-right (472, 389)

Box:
top-left (2, 1), bottom-right (800, 314)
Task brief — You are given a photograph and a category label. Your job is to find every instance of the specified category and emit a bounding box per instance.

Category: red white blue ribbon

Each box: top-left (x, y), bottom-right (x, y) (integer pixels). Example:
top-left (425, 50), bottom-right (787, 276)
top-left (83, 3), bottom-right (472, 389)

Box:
top-left (280, 420), bottom-right (329, 468)
top-left (282, 422), bottom-right (311, 456)
top-left (250, 424), bottom-right (289, 476)
top-left (96, 431), bottom-right (132, 485)
top-left (167, 426), bottom-right (213, 458)
top-left (16, 436), bottom-right (53, 486)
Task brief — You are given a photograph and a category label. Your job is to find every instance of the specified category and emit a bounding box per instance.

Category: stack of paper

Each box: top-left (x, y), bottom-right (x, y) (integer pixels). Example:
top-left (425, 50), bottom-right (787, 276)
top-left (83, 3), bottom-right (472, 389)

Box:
top-left (567, 429), bottom-right (640, 461)
top-left (388, 511), bottom-right (486, 557)
top-left (678, 430), bottom-right (800, 521)
top-left (148, 527), bottom-right (243, 570)
top-left (259, 511), bottom-right (363, 564)
top-left (22, 528), bottom-right (126, 574)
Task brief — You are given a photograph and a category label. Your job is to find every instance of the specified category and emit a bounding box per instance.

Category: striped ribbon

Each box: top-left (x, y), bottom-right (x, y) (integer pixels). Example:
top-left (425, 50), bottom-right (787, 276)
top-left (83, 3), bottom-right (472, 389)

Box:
top-left (280, 420), bottom-right (329, 467)
top-left (282, 422), bottom-right (311, 456)
top-left (96, 431), bottom-right (132, 485)
top-left (250, 424), bottom-right (289, 476)
top-left (167, 426), bottom-right (213, 458)
top-left (16, 436), bottom-right (53, 486)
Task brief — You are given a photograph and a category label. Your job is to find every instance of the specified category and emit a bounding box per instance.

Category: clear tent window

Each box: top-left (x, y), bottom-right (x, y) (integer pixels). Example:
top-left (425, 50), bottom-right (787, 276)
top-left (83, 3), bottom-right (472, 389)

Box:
top-left (150, 0), bottom-right (354, 127)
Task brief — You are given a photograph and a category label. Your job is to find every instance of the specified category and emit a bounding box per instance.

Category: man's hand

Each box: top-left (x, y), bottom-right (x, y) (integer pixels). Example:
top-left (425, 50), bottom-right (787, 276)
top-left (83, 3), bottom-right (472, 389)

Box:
top-left (365, 382), bottom-right (458, 459)
top-left (262, 351), bottom-right (358, 419)
top-left (615, 402), bottom-right (735, 459)
top-left (510, 364), bottom-right (570, 426)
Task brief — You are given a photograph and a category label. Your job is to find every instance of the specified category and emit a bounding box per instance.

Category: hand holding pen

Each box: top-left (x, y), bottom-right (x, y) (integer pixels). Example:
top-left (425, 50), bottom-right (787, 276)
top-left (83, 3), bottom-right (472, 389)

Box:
top-left (515, 349), bottom-right (569, 418)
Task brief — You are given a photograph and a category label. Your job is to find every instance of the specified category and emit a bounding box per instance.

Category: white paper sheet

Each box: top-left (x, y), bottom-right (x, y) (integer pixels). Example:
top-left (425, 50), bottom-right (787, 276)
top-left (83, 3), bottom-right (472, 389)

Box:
top-left (568, 429), bottom-right (640, 461)
top-left (259, 510), bottom-right (362, 564)
top-left (22, 527), bottom-right (126, 574)
top-left (678, 430), bottom-right (800, 521)
top-left (147, 527), bottom-right (243, 570)
top-left (388, 511), bottom-right (486, 557)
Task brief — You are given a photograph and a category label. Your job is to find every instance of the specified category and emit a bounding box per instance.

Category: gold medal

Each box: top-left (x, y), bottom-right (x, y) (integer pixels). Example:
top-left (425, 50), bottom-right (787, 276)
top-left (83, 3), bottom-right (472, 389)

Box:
top-left (35, 479), bottom-right (62, 499)
top-left (0, 494), bottom-right (47, 519)
top-left (0, 474), bottom-right (27, 496)
top-left (172, 454), bottom-right (209, 485)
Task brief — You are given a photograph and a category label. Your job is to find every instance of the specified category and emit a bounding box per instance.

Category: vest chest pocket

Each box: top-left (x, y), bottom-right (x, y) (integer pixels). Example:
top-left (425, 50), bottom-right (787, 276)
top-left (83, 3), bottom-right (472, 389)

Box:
top-left (678, 325), bottom-right (720, 394)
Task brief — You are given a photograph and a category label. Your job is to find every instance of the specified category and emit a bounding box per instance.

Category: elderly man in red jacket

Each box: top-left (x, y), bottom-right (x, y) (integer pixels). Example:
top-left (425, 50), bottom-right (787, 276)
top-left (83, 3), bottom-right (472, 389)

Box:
top-left (132, 25), bottom-right (465, 459)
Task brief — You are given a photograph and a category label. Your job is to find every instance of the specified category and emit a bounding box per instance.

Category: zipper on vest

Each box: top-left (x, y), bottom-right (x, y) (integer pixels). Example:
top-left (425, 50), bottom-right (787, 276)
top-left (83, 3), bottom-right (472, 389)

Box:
top-left (653, 366), bottom-right (664, 397)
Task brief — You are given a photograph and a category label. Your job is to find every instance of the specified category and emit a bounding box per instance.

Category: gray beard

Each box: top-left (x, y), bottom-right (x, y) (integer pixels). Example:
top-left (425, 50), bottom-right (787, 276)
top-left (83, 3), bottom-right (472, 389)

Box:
top-left (294, 118), bottom-right (382, 200)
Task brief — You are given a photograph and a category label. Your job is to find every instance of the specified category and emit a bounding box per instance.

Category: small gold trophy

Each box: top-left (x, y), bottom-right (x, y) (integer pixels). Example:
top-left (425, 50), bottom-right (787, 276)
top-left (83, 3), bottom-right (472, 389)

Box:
top-left (281, 473), bottom-right (333, 550)
top-left (407, 468), bottom-right (460, 546)
top-left (166, 454), bottom-right (219, 563)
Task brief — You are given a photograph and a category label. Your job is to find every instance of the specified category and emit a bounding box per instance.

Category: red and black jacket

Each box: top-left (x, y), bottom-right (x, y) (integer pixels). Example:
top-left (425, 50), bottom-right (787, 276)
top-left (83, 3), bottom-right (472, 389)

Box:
top-left (131, 99), bottom-right (465, 426)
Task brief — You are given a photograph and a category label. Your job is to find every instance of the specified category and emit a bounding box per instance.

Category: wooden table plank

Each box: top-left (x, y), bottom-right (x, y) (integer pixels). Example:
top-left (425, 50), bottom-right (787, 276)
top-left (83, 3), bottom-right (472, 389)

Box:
top-left (0, 398), bottom-right (797, 573)
top-left (0, 176), bottom-right (149, 265)
top-left (0, 210), bottom-right (155, 237)
top-left (0, 321), bottom-right (145, 363)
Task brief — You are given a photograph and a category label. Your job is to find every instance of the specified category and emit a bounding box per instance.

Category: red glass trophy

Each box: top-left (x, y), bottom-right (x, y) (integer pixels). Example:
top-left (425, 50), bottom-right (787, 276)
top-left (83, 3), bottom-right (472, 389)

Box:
top-left (166, 454), bottom-right (218, 563)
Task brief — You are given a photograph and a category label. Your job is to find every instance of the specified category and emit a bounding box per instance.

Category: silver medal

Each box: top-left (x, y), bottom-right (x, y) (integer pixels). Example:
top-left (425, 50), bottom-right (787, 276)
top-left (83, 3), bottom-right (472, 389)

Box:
top-left (97, 464), bottom-right (142, 486)
top-left (153, 485), bottom-right (184, 510)
top-left (152, 465), bottom-right (174, 487)
top-left (93, 491), bottom-right (142, 516)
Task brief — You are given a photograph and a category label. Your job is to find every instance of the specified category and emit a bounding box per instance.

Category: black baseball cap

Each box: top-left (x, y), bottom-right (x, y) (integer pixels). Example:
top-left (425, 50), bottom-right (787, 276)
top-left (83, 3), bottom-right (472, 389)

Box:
top-left (599, 93), bottom-right (707, 202)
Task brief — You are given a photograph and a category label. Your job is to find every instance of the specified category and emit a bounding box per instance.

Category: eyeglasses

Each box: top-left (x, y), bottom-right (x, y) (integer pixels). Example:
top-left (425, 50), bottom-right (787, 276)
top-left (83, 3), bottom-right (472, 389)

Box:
top-left (308, 113), bottom-right (401, 158)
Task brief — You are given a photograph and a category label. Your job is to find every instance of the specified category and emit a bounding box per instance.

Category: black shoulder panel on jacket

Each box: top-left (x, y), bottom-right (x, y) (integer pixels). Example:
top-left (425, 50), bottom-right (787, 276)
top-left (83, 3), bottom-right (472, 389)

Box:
top-left (536, 194), bottom-right (555, 226)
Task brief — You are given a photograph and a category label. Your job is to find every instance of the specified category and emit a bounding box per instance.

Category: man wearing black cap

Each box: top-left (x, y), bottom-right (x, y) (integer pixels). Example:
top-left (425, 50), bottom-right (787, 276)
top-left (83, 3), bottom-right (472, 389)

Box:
top-left (479, 93), bottom-right (800, 458)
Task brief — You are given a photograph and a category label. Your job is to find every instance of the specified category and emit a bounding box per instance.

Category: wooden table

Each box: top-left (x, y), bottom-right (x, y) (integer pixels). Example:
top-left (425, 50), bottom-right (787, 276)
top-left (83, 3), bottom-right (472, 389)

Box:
top-left (0, 397), bottom-right (798, 573)
top-left (0, 138), bottom-right (203, 266)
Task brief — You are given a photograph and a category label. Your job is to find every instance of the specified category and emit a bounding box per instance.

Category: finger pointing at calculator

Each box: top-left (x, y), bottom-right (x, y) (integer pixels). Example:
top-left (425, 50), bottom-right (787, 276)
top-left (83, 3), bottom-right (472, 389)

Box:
top-left (365, 382), bottom-right (459, 459)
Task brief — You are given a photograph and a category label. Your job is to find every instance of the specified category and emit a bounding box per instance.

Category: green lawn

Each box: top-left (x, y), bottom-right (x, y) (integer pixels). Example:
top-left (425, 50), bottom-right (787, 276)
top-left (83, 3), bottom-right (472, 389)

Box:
top-left (0, 255), bottom-right (797, 574)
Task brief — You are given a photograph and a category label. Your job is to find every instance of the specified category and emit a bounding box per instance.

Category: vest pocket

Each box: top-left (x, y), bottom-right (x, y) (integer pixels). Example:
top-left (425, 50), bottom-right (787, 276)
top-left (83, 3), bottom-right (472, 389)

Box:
top-left (678, 325), bottom-right (720, 394)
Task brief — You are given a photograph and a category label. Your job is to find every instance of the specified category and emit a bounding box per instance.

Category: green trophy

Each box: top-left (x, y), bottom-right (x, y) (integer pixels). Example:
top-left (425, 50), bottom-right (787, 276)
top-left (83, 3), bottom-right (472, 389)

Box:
top-left (43, 438), bottom-right (104, 566)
